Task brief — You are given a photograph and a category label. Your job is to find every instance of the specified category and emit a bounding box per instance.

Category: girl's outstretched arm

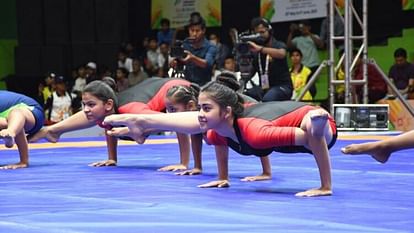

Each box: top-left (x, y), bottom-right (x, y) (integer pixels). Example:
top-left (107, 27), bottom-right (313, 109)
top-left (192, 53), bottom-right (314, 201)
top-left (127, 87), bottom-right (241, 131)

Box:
top-left (104, 112), bottom-right (202, 139)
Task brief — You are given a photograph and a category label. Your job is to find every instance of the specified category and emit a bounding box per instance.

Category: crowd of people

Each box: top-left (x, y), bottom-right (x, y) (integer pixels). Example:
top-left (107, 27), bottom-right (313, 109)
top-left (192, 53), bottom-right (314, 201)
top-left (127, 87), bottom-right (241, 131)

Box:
top-left (1, 12), bottom-right (414, 198)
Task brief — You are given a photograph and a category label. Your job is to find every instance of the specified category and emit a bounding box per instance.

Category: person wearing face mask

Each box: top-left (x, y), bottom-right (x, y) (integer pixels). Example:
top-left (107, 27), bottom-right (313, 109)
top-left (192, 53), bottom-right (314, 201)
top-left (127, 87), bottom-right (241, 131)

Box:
top-left (244, 17), bottom-right (293, 102)
top-left (209, 33), bottom-right (230, 70)
top-left (170, 12), bottom-right (217, 86)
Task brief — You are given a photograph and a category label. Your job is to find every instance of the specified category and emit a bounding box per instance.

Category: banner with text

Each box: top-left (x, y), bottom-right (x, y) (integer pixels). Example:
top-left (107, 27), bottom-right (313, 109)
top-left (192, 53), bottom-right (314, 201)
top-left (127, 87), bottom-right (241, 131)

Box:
top-left (260, 0), bottom-right (327, 23)
top-left (151, 0), bottom-right (221, 29)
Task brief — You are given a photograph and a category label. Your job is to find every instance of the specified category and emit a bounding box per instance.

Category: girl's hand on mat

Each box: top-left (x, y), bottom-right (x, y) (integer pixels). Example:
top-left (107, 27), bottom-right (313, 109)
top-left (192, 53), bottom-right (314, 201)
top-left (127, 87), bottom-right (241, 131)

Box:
top-left (198, 180), bottom-right (230, 188)
top-left (295, 187), bottom-right (332, 197)
top-left (88, 160), bottom-right (117, 167)
top-left (241, 174), bottom-right (271, 182)
top-left (0, 162), bottom-right (28, 170)
top-left (158, 164), bottom-right (187, 172)
top-left (175, 168), bottom-right (202, 176)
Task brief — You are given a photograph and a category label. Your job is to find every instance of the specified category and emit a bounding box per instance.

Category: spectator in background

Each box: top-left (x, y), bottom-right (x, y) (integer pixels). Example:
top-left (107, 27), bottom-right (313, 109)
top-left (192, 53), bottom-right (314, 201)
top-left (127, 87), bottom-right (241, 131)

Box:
top-left (115, 67), bottom-right (129, 92)
top-left (209, 33), bottom-right (230, 70)
top-left (335, 57), bottom-right (346, 104)
top-left (172, 12), bottom-right (216, 86)
top-left (157, 42), bottom-right (171, 77)
top-left (145, 38), bottom-right (161, 77)
top-left (319, 3), bottom-right (344, 50)
top-left (122, 41), bottom-right (138, 58)
top-left (44, 76), bottom-right (76, 125)
top-left (157, 18), bottom-right (175, 46)
top-left (353, 55), bottom-right (387, 104)
top-left (388, 48), bottom-right (414, 99)
top-left (71, 65), bottom-right (87, 113)
top-left (72, 65), bottom-right (87, 94)
top-left (117, 49), bottom-right (133, 72)
top-left (289, 48), bottom-right (313, 101)
top-left (212, 55), bottom-right (239, 81)
top-left (40, 72), bottom-right (56, 105)
top-left (136, 36), bottom-right (150, 66)
top-left (128, 58), bottom-right (149, 87)
top-left (245, 17), bottom-right (292, 101)
top-left (85, 62), bottom-right (98, 83)
top-left (287, 20), bottom-right (323, 97)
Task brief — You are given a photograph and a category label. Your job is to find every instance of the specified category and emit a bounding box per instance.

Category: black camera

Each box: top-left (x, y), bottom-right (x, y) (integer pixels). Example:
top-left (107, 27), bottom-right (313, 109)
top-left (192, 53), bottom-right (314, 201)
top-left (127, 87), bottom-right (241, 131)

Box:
top-left (236, 32), bottom-right (267, 55)
top-left (170, 40), bottom-right (186, 58)
top-left (170, 38), bottom-right (195, 78)
top-left (170, 38), bottom-right (195, 58)
top-left (233, 32), bottom-right (267, 81)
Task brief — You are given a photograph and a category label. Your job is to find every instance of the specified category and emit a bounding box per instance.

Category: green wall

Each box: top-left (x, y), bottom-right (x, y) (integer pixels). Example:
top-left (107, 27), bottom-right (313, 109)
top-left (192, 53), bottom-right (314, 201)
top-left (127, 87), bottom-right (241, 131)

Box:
top-left (0, 40), bottom-right (17, 89)
top-left (0, 0), bottom-right (17, 90)
top-left (312, 28), bottom-right (414, 101)
top-left (369, 28), bottom-right (414, 72)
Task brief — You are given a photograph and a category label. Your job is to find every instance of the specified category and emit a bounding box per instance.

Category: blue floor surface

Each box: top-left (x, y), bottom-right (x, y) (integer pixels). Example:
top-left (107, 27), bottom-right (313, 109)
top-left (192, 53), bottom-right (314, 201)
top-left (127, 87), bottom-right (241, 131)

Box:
top-left (1, 137), bottom-right (413, 233)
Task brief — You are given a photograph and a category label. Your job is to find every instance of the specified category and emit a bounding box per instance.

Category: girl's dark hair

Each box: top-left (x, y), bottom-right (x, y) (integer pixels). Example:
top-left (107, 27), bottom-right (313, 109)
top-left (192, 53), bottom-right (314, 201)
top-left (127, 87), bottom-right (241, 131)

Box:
top-left (289, 47), bottom-right (303, 57)
top-left (84, 77), bottom-right (118, 108)
top-left (201, 80), bottom-right (244, 117)
top-left (215, 71), bottom-right (241, 91)
top-left (166, 83), bottom-right (200, 105)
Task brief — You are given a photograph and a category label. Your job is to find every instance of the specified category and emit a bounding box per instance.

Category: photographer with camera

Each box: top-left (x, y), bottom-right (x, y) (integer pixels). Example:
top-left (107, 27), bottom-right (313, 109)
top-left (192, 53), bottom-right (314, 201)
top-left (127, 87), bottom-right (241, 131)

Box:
top-left (287, 20), bottom-right (323, 98)
top-left (239, 17), bottom-right (293, 101)
top-left (170, 12), bottom-right (217, 86)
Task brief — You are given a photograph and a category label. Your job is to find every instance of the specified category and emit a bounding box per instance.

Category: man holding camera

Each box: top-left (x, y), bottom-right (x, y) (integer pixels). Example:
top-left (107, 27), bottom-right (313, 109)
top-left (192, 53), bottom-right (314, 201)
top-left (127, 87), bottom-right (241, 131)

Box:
top-left (286, 20), bottom-right (323, 99)
top-left (171, 12), bottom-right (216, 86)
top-left (244, 17), bottom-right (293, 101)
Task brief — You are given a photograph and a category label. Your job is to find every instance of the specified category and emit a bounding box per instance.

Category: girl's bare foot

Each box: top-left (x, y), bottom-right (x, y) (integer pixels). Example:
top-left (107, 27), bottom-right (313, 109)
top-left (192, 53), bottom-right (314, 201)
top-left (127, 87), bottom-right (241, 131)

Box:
top-left (28, 127), bottom-right (61, 143)
top-left (341, 142), bottom-right (391, 163)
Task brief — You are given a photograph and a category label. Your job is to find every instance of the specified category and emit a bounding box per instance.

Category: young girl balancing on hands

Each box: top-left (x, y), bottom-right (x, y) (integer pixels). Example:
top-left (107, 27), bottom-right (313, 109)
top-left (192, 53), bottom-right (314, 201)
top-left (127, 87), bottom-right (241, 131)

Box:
top-left (167, 73), bottom-right (273, 180)
top-left (103, 79), bottom-right (337, 197)
top-left (30, 77), bottom-right (199, 172)
top-left (0, 91), bottom-right (45, 169)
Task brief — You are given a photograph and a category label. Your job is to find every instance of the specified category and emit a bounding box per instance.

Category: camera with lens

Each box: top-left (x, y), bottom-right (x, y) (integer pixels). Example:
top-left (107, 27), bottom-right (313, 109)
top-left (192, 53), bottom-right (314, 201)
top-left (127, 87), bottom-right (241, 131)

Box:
top-left (235, 32), bottom-right (267, 55)
top-left (231, 30), bottom-right (267, 100)
top-left (233, 31), bottom-right (267, 81)
top-left (170, 40), bottom-right (186, 58)
top-left (170, 38), bottom-right (194, 78)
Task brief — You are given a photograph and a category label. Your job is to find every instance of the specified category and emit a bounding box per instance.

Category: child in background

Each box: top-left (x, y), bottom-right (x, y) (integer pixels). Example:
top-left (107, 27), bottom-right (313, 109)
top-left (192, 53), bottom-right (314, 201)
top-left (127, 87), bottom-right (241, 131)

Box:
top-left (44, 76), bottom-right (76, 125)
top-left (289, 48), bottom-right (313, 101)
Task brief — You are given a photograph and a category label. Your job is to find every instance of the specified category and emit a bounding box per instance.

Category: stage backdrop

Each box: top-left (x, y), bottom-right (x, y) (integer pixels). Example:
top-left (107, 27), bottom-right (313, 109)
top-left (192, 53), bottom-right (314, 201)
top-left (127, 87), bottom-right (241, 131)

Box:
top-left (151, 0), bottom-right (221, 29)
top-left (260, 0), bottom-right (327, 22)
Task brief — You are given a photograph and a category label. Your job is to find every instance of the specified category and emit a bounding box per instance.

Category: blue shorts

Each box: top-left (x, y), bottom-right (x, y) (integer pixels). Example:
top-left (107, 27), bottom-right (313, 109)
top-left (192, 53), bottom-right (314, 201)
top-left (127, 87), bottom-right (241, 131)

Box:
top-left (27, 104), bottom-right (45, 136)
